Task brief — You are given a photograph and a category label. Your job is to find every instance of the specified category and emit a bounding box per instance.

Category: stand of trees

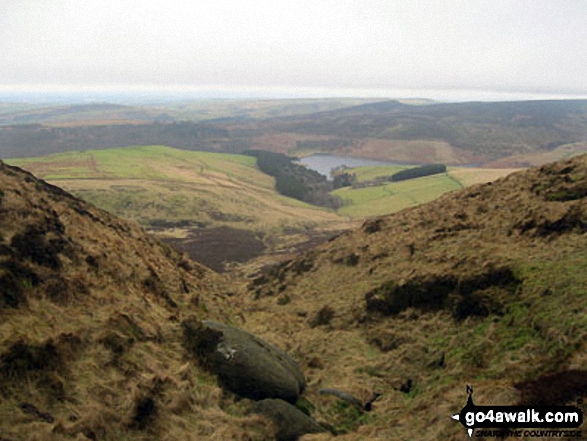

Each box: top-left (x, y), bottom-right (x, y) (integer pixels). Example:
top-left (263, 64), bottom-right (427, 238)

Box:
top-left (332, 172), bottom-right (357, 189)
top-left (244, 150), bottom-right (342, 209)
top-left (390, 164), bottom-right (447, 182)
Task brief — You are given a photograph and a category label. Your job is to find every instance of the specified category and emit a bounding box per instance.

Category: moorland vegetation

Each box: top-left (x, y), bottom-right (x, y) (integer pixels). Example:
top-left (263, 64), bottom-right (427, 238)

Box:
top-left (1, 98), bottom-right (586, 439)
top-left (6, 146), bottom-right (351, 272)
top-left (1, 153), bottom-right (585, 440)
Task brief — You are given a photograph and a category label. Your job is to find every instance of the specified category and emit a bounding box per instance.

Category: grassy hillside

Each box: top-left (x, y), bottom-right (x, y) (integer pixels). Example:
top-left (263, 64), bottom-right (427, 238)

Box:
top-left (333, 173), bottom-right (462, 217)
top-left (2, 149), bottom-right (586, 439)
top-left (242, 154), bottom-right (587, 439)
top-left (7, 146), bottom-right (351, 271)
top-left (484, 141), bottom-right (587, 168)
top-left (255, 99), bottom-right (587, 163)
top-left (0, 160), bottom-right (275, 440)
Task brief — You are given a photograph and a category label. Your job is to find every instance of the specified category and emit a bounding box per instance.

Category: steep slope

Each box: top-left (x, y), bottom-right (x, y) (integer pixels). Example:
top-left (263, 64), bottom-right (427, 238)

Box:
top-left (0, 161), bottom-right (271, 439)
top-left (2, 153), bottom-right (586, 439)
top-left (243, 155), bottom-right (587, 439)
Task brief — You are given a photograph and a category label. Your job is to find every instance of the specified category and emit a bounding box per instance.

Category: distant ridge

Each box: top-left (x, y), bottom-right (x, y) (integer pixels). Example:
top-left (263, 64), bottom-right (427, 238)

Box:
top-left (1, 99), bottom-right (586, 164)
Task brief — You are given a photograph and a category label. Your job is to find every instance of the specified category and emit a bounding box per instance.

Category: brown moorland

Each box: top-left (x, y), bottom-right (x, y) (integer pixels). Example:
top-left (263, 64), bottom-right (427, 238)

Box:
top-left (0, 161), bottom-right (274, 440)
top-left (1, 154), bottom-right (586, 439)
top-left (241, 154), bottom-right (587, 439)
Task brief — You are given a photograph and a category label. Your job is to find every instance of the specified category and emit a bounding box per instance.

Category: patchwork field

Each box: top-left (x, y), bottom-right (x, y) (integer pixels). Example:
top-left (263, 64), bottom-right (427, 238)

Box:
top-left (7, 146), bottom-right (520, 268)
top-left (7, 146), bottom-right (352, 271)
top-left (332, 165), bottom-right (516, 218)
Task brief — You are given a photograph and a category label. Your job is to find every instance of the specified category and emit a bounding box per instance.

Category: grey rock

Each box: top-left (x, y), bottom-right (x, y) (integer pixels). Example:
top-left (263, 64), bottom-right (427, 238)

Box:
top-left (195, 321), bottom-right (305, 403)
top-left (253, 398), bottom-right (327, 441)
top-left (318, 388), bottom-right (363, 408)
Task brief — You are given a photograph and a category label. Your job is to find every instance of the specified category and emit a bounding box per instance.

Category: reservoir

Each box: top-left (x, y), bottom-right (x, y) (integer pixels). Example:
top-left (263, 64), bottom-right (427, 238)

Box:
top-left (298, 154), bottom-right (403, 179)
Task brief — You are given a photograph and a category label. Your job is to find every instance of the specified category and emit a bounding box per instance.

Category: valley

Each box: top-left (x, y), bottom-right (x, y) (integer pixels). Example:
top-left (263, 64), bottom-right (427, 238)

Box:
top-left (1, 152), bottom-right (585, 440)
top-left (3, 0), bottom-right (586, 438)
top-left (2, 99), bottom-right (587, 167)
top-left (6, 146), bottom-right (353, 272)
top-left (6, 145), bottom-right (520, 271)
top-left (0, 98), bottom-right (586, 440)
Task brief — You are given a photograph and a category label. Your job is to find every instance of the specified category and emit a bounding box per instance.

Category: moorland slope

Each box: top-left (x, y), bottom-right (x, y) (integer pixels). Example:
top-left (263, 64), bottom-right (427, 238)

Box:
top-left (1, 154), bottom-right (586, 440)
top-left (0, 160), bottom-right (283, 440)
top-left (2, 100), bottom-right (586, 167)
top-left (7, 146), bottom-right (350, 272)
top-left (242, 154), bottom-right (587, 439)
top-left (251, 99), bottom-right (587, 164)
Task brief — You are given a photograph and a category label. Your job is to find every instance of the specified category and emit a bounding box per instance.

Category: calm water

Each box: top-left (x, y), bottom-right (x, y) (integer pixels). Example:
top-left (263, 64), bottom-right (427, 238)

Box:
top-left (298, 154), bottom-right (403, 179)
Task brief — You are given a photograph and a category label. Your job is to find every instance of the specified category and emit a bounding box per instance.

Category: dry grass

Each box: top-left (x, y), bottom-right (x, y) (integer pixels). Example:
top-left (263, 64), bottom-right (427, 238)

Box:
top-left (240, 155), bottom-right (587, 440)
top-left (447, 166), bottom-right (518, 187)
top-left (2, 154), bottom-right (586, 439)
top-left (485, 142), bottom-right (587, 168)
top-left (335, 138), bottom-right (477, 165)
top-left (0, 161), bottom-right (274, 440)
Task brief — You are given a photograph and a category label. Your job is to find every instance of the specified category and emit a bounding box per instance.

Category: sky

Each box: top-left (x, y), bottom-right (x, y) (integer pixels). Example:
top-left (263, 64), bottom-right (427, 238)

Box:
top-left (1, 0), bottom-right (587, 101)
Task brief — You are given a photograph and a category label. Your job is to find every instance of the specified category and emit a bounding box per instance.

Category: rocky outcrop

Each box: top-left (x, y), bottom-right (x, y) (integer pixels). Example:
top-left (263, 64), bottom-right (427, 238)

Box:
top-left (183, 319), bottom-right (305, 403)
top-left (253, 399), bottom-right (327, 441)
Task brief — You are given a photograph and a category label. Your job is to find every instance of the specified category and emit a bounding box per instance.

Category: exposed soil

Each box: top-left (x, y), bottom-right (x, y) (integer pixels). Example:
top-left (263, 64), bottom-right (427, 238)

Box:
top-left (161, 227), bottom-right (266, 272)
top-left (159, 226), bottom-right (347, 274)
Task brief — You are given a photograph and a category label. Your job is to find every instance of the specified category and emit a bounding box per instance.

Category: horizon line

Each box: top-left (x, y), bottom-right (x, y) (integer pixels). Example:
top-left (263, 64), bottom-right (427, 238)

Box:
top-left (1, 84), bottom-right (587, 103)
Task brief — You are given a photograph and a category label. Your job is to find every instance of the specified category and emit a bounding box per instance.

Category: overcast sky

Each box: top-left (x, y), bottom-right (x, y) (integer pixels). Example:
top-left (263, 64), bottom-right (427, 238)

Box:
top-left (1, 0), bottom-right (586, 100)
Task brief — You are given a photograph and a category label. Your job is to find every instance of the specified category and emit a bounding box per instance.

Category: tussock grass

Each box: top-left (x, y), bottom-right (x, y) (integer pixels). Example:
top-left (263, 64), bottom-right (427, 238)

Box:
top-left (0, 160), bottom-right (276, 439)
top-left (241, 155), bottom-right (587, 439)
top-left (3, 149), bottom-right (586, 439)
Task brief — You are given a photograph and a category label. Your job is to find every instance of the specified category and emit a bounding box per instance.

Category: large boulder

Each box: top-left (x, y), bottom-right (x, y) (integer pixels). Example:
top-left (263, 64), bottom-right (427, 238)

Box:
top-left (253, 399), bottom-right (327, 441)
top-left (183, 319), bottom-right (305, 403)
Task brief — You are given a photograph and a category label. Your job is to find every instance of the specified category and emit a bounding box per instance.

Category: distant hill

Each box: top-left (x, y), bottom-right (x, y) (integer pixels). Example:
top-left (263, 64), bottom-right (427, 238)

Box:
top-left (1, 99), bottom-right (586, 165)
top-left (0, 98), bottom-right (380, 129)
top-left (248, 99), bottom-right (587, 163)
top-left (242, 154), bottom-right (587, 439)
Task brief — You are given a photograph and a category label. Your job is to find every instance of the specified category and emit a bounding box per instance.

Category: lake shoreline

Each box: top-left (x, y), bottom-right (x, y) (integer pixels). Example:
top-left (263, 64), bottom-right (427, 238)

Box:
top-left (297, 153), bottom-right (409, 179)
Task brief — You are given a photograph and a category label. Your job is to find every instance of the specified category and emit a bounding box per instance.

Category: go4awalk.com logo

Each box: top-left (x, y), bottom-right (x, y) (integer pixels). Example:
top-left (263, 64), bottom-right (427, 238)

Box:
top-left (451, 386), bottom-right (583, 438)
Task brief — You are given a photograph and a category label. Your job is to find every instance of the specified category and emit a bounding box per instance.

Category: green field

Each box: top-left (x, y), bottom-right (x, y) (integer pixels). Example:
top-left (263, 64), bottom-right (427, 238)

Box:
top-left (7, 146), bottom-right (350, 247)
top-left (332, 165), bottom-right (491, 218)
top-left (11, 145), bottom-right (258, 181)
top-left (9, 148), bottom-right (517, 224)
top-left (348, 164), bottom-right (408, 182)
